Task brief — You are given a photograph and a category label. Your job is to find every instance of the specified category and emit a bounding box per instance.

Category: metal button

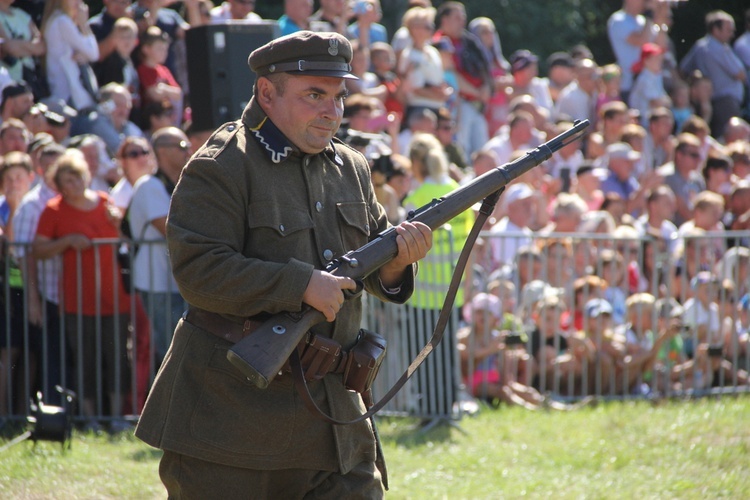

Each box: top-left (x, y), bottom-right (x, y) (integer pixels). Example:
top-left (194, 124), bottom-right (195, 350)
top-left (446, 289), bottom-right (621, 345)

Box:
top-left (315, 202), bottom-right (323, 212)
top-left (279, 224), bottom-right (285, 232)
top-left (323, 249), bottom-right (333, 261)
top-left (303, 157), bottom-right (310, 167)
top-left (227, 124), bottom-right (235, 132)
top-left (364, 224), bottom-right (370, 232)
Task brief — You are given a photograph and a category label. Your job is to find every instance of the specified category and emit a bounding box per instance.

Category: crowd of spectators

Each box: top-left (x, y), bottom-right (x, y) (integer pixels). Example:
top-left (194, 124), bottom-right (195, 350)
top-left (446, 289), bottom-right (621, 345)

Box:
top-left (0, 0), bottom-right (749, 428)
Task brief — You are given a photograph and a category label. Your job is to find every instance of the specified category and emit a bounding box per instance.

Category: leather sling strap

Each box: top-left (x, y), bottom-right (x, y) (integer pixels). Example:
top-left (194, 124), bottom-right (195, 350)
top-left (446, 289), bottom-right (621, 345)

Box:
top-left (291, 189), bottom-right (504, 425)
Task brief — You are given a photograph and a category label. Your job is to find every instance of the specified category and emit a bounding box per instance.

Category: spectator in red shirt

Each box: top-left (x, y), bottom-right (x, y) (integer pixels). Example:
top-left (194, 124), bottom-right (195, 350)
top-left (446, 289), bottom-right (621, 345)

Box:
top-left (136, 26), bottom-right (182, 126)
top-left (32, 150), bottom-right (131, 431)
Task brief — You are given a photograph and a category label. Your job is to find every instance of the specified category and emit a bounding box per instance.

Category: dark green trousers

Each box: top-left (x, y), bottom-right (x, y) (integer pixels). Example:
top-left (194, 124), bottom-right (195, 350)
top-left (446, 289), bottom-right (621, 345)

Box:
top-left (159, 450), bottom-right (384, 499)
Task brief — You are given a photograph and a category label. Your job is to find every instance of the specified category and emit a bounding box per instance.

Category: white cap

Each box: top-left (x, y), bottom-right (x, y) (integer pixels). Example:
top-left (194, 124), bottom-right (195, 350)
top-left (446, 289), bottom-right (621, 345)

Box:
top-left (502, 182), bottom-right (534, 209)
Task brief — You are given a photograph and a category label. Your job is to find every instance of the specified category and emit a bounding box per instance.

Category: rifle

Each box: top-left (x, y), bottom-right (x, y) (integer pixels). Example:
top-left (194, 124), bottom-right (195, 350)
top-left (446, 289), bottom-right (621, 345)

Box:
top-left (228, 119), bottom-right (590, 389)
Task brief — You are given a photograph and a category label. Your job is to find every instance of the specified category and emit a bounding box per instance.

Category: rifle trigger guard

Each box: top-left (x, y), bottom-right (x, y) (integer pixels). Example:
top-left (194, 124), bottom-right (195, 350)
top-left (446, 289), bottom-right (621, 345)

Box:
top-left (343, 279), bottom-right (364, 300)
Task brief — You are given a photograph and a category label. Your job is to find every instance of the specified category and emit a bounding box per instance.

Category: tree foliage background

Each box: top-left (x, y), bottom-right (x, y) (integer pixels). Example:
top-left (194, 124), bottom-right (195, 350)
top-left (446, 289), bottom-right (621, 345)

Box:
top-left (83, 0), bottom-right (750, 74)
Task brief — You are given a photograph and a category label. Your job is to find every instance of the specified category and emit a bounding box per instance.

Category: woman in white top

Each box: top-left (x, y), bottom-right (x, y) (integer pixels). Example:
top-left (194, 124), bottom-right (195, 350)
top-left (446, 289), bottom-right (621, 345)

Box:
top-left (0, 0), bottom-right (46, 83)
top-left (397, 6), bottom-right (450, 115)
top-left (41, 0), bottom-right (99, 111)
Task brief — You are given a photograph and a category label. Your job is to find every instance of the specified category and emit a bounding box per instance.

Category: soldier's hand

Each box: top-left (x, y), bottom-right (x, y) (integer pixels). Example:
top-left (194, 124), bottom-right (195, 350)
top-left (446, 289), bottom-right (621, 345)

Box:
top-left (391, 221), bottom-right (432, 268)
top-left (303, 269), bottom-right (357, 322)
top-left (378, 221), bottom-right (432, 288)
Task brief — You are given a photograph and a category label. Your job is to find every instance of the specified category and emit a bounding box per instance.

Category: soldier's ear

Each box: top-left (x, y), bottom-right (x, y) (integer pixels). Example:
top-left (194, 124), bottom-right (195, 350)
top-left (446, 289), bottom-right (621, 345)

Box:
top-left (255, 77), bottom-right (275, 107)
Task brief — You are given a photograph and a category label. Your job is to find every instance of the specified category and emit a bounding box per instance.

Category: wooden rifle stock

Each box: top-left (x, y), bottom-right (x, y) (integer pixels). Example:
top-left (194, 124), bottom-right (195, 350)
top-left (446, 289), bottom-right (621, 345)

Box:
top-left (227, 119), bottom-right (591, 388)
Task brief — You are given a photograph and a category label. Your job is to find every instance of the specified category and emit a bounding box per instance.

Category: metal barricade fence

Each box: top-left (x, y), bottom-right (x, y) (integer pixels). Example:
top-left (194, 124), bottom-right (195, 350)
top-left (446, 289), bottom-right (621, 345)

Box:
top-left (2, 230), bottom-right (749, 426)
top-left (0, 238), bottom-right (182, 427)
top-left (365, 229), bottom-right (750, 415)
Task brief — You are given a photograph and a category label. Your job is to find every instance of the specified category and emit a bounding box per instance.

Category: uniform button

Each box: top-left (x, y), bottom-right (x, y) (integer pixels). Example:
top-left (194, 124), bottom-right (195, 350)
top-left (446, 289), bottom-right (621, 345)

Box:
top-left (227, 124), bottom-right (235, 132)
top-left (303, 157), bottom-right (310, 167)
top-left (364, 224), bottom-right (370, 232)
top-left (323, 249), bottom-right (333, 261)
top-left (279, 224), bottom-right (285, 232)
top-left (315, 202), bottom-right (323, 212)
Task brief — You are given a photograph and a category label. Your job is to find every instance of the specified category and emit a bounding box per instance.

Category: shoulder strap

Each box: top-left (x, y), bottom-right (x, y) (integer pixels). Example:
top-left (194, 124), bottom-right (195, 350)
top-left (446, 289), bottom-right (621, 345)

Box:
top-left (292, 188), bottom-right (504, 425)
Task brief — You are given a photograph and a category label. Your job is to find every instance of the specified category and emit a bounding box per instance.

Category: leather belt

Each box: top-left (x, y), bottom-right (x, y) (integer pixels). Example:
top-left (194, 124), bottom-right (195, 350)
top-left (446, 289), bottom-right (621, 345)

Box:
top-left (183, 307), bottom-right (263, 344)
top-left (183, 307), bottom-right (348, 375)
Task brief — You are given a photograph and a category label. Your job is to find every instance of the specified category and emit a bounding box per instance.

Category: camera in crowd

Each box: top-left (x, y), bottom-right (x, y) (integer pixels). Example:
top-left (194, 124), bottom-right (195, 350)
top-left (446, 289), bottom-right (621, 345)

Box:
top-left (504, 332), bottom-right (527, 346)
top-left (342, 128), bottom-right (395, 180)
top-left (707, 345), bottom-right (724, 358)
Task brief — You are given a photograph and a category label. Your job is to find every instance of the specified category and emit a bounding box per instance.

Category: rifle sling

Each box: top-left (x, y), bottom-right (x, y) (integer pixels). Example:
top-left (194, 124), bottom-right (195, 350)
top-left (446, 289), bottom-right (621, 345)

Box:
top-left (291, 189), bottom-right (504, 425)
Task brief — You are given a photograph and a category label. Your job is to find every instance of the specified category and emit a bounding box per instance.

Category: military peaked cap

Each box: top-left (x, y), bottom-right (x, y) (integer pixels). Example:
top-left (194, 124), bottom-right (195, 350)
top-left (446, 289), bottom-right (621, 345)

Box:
top-left (248, 30), bottom-right (357, 80)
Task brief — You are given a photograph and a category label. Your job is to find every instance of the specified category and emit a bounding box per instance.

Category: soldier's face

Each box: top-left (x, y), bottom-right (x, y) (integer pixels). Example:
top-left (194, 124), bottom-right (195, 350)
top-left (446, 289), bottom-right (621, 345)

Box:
top-left (261, 74), bottom-right (347, 154)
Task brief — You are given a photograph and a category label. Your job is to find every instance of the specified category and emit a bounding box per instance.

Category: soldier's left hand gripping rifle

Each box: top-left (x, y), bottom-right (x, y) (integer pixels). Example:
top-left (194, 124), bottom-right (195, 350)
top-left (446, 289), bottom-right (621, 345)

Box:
top-left (228, 119), bottom-right (590, 394)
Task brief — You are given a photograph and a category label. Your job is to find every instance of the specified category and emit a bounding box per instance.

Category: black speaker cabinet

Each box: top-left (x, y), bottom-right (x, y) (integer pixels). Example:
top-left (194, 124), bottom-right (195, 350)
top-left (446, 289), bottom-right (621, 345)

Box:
top-left (186, 22), bottom-right (280, 132)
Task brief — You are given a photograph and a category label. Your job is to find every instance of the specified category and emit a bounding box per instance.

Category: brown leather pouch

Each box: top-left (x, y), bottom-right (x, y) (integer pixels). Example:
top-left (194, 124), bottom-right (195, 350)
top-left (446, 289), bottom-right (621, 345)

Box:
top-left (298, 334), bottom-right (341, 381)
top-left (343, 329), bottom-right (387, 394)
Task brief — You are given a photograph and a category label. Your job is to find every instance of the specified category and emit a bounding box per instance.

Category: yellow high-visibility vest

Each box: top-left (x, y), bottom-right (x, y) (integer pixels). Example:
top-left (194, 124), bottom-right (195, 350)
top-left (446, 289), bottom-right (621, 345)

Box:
top-left (403, 180), bottom-right (473, 309)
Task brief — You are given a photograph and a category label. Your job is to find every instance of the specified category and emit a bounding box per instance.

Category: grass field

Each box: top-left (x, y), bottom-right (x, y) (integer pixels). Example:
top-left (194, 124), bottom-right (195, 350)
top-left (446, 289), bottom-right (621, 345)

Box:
top-left (1, 397), bottom-right (748, 499)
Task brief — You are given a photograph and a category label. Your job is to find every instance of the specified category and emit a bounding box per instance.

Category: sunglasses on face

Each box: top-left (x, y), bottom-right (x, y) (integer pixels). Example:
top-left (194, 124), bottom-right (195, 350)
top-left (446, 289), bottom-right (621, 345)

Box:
top-left (123, 149), bottom-right (150, 159)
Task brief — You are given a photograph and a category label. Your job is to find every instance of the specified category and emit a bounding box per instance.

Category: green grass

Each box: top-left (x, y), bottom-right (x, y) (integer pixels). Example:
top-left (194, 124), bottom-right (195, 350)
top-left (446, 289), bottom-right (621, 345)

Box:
top-left (1, 397), bottom-right (749, 499)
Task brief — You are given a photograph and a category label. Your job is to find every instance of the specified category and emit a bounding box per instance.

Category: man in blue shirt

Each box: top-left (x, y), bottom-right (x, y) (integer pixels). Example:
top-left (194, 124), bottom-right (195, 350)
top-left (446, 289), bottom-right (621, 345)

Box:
top-left (278, 0), bottom-right (312, 36)
top-left (600, 142), bottom-right (661, 216)
top-left (680, 10), bottom-right (747, 139)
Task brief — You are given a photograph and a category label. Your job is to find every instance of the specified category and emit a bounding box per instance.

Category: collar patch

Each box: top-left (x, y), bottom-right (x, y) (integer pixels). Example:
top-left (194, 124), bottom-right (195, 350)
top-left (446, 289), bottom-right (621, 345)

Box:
top-left (250, 117), bottom-right (294, 164)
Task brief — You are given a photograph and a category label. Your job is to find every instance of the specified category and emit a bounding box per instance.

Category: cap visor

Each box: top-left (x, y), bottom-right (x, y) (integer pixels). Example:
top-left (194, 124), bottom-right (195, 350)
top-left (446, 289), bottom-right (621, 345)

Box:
top-left (287, 70), bottom-right (359, 80)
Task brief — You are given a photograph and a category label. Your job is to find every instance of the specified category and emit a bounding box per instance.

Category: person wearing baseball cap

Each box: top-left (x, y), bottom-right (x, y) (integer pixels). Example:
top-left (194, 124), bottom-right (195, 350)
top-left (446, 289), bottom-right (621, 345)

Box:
top-left (135, 30), bottom-right (433, 497)
top-left (600, 141), bottom-right (659, 215)
top-left (628, 43), bottom-right (668, 127)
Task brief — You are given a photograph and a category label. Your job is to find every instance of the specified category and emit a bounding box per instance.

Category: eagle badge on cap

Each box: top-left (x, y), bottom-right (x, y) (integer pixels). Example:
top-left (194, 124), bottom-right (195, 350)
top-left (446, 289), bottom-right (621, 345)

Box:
top-left (328, 39), bottom-right (339, 56)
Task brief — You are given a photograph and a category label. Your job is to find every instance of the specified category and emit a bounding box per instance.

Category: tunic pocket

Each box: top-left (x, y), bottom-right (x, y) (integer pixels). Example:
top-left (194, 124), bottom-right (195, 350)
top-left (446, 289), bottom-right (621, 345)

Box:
top-left (190, 343), bottom-right (297, 455)
top-left (336, 202), bottom-right (370, 252)
top-left (247, 202), bottom-right (314, 260)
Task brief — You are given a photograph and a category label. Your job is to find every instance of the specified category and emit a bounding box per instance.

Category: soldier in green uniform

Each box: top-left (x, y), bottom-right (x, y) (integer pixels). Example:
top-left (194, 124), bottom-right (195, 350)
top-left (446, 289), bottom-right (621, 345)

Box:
top-left (135, 31), bottom-right (432, 498)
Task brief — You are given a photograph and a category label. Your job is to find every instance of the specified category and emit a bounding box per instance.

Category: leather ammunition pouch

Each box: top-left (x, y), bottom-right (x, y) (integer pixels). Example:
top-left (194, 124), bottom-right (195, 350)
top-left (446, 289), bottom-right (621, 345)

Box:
top-left (294, 329), bottom-right (386, 397)
top-left (342, 329), bottom-right (386, 394)
top-left (296, 334), bottom-right (344, 381)
top-left (290, 329), bottom-right (387, 424)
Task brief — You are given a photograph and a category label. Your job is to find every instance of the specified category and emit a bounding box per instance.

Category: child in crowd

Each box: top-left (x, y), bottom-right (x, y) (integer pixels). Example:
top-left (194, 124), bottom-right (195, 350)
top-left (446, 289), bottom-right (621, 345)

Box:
top-left (652, 298), bottom-right (687, 393)
top-left (369, 42), bottom-right (406, 119)
top-left (618, 293), bottom-right (681, 394)
top-left (529, 294), bottom-right (589, 396)
top-left (596, 64), bottom-right (622, 119)
top-left (687, 71), bottom-right (713, 127)
top-left (669, 79), bottom-right (692, 134)
top-left (563, 275), bottom-right (607, 332)
top-left (433, 36), bottom-right (459, 119)
top-left (599, 248), bottom-right (627, 326)
top-left (136, 26), bottom-right (182, 126)
top-left (487, 278), bottom-right (520, 332)
top-left (722, 293), bottom-right (749, 368)
top-left (629, 43), bottom-right (669, 128)
top-left (0, 152), bottom-right (38, 420)
top-left (94, 17), bottom-right (140, 110)
top-left (682, 271), bottom-right (721, 358)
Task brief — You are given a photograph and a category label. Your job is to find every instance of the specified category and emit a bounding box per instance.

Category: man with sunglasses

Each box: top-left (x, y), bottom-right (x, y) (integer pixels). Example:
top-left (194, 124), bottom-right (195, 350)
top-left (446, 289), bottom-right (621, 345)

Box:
top-left (126, 126), bottom-right (188, 367)
top-left (657, 132), bottom-right (707, 226)
top-left (136, 31), bottom-right (432, 498)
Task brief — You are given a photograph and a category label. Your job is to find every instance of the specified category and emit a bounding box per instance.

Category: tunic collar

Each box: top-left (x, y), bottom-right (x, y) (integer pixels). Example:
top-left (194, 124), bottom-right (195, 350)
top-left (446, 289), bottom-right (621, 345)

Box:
top-left (241, 98), bottom-right (343, 165)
